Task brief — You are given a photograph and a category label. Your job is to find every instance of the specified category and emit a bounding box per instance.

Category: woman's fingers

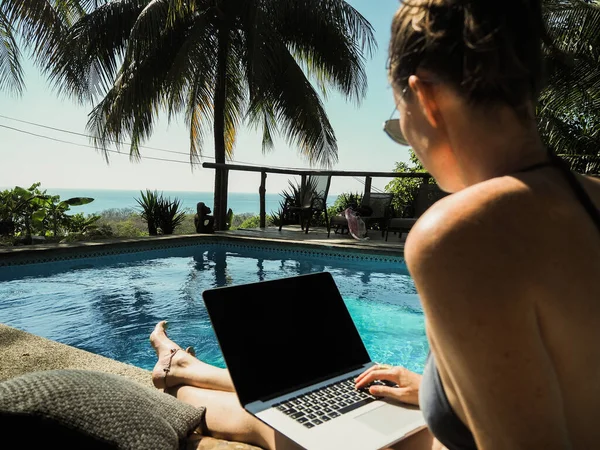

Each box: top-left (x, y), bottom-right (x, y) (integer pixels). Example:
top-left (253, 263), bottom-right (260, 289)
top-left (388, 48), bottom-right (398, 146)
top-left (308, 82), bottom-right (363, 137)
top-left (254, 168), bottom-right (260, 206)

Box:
top-left (355, 368), bottom-right (399, 389)
top-left (369, 385), bottom-right (419, 407)
top-left (355, 363), bottom-right (395, 384)
top-left (354, 365), bottom-right (382, 384)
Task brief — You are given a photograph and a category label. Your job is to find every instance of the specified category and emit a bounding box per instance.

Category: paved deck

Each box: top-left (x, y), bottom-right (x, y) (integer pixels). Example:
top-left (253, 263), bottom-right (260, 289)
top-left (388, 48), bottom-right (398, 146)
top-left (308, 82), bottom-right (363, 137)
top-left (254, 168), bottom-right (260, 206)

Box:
top-left (222, 225), bottom-right (407, 252)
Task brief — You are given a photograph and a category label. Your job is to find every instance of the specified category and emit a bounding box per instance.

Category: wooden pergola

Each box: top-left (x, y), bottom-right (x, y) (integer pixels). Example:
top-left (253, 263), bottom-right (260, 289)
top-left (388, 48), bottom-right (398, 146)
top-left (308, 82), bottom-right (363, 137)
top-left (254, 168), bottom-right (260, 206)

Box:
top-left (203, 163), bottom-right (432, 230)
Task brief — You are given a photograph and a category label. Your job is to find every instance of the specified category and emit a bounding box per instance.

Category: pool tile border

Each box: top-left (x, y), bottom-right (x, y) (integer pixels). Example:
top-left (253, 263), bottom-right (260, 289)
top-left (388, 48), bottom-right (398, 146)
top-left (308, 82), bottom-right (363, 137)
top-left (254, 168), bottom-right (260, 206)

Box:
top-left (0, 234), bottom-right (405, 267)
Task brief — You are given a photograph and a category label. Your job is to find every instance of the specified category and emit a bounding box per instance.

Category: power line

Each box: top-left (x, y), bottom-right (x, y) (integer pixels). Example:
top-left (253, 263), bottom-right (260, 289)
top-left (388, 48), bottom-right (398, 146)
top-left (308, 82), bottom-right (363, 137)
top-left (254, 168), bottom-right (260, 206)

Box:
top-left (1, 122), bottom-right (394, 194)
top-left (0, 124), bottom-right (196, 165)
top-left (352, 176), bottom-right (385, 193)
top-left (0, 114), bottom-right (323, 172)
top-left (0, 114), bottom-right (192, 157)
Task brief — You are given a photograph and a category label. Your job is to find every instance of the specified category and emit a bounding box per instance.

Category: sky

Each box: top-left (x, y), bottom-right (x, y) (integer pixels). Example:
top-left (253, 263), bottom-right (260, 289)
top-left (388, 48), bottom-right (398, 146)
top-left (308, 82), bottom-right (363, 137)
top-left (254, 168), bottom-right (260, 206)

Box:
top-left (0, 0), bottom-right (410, 196)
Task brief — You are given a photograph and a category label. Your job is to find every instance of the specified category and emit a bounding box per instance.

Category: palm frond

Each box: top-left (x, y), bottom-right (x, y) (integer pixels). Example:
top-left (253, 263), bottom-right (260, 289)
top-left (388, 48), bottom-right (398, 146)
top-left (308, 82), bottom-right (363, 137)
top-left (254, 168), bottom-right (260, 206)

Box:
top-left (184, 64), bottom-right (215, 164)
top-left (223, 32), bottom-right (248, 158)
top-left (247, 40), bottom-right (338, 167)
top-left (1, 0), bottom-right (80, 72)
top-left (86, 3), bottom-right (196, 160)
top-left (0, 9), bottom-right (24, 94)
top-left (538, 0), bottom-right (600, 162)
top-left (264, 0), bottom-right (375, 104)
top-left (47, 0), bottom-right (147, 102)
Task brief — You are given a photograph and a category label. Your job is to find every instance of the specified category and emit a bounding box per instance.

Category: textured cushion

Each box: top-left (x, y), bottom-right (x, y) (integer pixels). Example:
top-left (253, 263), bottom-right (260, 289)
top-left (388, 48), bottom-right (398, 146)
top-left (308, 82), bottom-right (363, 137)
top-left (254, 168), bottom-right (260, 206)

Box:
top-left (0, 370), bottom-right (206, 449)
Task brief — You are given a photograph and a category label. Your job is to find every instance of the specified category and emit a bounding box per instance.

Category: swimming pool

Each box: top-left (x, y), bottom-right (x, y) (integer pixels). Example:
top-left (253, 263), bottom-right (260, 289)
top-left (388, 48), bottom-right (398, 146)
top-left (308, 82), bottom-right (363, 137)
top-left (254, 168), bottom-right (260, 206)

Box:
top-left (0, 241), bottom-right (429, 374)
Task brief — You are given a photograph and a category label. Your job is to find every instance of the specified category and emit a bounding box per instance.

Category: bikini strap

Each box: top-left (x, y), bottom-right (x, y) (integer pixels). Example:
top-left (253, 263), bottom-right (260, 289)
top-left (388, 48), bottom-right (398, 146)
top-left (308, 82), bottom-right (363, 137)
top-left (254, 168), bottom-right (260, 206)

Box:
top-left (549, 154), bottom-right (600, 233)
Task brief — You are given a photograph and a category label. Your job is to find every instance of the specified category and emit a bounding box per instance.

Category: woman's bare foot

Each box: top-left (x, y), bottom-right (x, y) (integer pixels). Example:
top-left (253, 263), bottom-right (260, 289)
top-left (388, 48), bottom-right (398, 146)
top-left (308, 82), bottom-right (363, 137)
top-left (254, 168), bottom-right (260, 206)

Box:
top-left (149, 321), bottom-right (235, 392)
top-left (150, 321), bottom-right (190, 389)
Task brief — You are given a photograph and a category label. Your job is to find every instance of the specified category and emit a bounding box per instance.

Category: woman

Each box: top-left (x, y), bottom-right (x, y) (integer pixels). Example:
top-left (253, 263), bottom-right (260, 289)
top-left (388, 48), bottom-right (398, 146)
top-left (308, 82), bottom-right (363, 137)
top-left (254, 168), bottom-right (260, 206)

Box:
top-left (151, 0), bottom-right (600, 448)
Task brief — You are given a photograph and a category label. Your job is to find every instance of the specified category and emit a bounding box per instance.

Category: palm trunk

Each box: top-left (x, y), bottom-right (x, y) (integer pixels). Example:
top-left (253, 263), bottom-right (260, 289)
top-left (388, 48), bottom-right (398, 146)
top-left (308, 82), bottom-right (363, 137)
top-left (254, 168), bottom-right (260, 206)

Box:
top-left (213, 24), bottom-right (230, 231)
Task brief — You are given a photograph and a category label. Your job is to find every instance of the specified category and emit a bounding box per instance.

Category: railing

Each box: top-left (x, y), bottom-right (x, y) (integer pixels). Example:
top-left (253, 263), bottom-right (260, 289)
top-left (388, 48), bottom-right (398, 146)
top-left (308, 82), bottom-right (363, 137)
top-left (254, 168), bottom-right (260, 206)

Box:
top-left (203, 163), bottom-right (432, 229)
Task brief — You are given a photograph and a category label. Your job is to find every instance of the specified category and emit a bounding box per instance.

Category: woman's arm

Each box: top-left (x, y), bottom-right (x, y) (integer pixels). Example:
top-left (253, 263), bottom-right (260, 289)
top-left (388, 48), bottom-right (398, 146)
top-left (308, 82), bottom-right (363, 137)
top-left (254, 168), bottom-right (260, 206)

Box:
top-left (405, 193), bottom-right (573, 450)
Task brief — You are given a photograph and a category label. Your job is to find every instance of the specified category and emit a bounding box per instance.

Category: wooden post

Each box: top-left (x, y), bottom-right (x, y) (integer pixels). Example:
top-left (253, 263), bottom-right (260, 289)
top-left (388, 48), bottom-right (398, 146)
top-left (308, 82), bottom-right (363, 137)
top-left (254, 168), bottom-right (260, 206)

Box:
top-left (221, 168), bottom-right (229, 229)
top-left (363, 176), bottom-right (372, 204)
top-left (300, 175), bottom-right (307, 197)
top-left (259, 171), bottom-right (267, 229)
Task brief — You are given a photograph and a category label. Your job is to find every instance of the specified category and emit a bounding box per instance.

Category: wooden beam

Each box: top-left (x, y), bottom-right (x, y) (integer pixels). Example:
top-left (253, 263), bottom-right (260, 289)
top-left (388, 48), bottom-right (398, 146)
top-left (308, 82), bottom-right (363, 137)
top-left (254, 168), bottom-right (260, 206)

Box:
top-left (202, 162), bottom-right (431, 179)
top-left (259, 171), bottom-right (267, 229)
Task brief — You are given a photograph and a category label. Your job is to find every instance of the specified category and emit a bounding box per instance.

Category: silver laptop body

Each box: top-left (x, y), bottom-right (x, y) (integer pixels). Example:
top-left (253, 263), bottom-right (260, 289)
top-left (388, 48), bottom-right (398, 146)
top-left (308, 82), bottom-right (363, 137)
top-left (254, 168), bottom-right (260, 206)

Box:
top-left (202, 272), bottom-right (425, 450)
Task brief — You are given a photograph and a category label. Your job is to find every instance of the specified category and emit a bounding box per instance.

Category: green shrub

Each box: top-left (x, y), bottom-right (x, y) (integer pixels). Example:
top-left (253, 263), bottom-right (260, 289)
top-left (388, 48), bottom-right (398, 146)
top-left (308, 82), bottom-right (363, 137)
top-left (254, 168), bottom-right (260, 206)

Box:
top-left (0, 183), bottom-right (95, 240)
top-left (173, 214), bottom-right (197, 235)
top-left (237, 215), bottom-right (275, 229)
top-left (97, 208), bottom-right (136, 221)
top-left (328, 192), bottom-right (363, 217)
top-left (231, 213), bottom-right (255, 229)
top-left (65, 213), bottom-right (101, 233)
top-left (385, 150), bottom-right (434, 217)
top-left (114, 220), bottom-right (148, 238)
top-left (97, 210), bottom-right (146, 236)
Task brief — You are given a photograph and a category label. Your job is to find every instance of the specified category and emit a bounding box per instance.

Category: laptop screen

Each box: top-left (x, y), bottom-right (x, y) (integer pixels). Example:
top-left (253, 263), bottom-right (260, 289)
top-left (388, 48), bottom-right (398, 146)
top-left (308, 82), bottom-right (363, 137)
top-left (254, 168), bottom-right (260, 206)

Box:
top-left (203, 272), bottom-right (372, 406)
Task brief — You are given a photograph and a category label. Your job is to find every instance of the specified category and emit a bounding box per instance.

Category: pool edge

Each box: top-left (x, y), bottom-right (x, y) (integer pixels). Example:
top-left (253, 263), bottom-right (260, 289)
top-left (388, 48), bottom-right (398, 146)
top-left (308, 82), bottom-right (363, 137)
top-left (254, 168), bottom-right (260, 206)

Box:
top-left (0, 233), bottom-right (405, 267)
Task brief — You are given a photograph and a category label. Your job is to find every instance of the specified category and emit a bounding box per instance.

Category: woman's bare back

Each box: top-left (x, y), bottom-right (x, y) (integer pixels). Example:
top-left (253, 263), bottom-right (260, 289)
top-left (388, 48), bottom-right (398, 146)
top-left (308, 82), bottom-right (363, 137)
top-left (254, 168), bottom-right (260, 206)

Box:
top-left (410, 167), bottom-right (600, 448)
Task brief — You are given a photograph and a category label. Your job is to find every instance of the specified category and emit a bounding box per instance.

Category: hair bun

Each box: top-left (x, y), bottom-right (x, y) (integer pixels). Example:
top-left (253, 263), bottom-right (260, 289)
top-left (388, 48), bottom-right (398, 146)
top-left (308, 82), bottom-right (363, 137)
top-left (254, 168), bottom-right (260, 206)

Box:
top-left (390, 0), bottom-right (545, 108)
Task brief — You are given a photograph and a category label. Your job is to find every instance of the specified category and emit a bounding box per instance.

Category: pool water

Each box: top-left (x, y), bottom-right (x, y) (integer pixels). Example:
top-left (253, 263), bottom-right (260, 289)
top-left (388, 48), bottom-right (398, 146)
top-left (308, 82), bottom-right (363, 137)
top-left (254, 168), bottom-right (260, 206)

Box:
top-left (0, 243), bottom-right (429, 374)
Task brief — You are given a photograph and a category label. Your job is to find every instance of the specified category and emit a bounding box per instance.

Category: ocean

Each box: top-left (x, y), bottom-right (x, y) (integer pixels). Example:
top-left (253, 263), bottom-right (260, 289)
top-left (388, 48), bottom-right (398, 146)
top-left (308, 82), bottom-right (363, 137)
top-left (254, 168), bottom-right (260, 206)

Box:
top-left (41, 188), bottom-right (336, 217)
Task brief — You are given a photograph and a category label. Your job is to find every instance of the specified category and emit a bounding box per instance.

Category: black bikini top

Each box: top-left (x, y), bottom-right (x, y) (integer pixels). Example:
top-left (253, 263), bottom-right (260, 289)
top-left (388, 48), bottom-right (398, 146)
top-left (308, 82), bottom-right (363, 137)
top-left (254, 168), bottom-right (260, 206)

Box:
top-left (519, 154), bottom-right (600, 232)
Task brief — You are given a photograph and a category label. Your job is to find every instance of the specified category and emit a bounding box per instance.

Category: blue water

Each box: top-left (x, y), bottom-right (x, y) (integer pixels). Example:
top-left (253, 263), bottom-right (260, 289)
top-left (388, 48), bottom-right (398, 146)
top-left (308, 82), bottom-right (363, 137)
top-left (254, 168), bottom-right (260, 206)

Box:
top-left (36, 188), bottom-right (337, 216)
top-left (0, 243), bottom-right (429, 374)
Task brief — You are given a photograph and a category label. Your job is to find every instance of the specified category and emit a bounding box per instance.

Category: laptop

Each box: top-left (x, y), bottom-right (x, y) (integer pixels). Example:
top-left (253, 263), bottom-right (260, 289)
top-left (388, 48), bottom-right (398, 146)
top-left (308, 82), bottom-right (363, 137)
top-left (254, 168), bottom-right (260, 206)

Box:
top-left (202, 272), bottom-right (426, 450)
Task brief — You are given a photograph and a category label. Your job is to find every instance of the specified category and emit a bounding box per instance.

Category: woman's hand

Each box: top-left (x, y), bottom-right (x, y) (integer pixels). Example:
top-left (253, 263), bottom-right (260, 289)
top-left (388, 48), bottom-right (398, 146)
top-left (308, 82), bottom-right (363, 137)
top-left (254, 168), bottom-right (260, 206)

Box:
top-left (354, 364), bottom-right (422, 407)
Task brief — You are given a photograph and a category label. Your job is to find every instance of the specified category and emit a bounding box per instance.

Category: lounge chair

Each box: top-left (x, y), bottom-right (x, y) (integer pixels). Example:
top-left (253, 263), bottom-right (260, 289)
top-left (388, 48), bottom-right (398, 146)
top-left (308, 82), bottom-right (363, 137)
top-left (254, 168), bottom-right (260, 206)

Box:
top-left (328, 192), bottom-right (394, 238)
top-left (385, 183), bottom-right (448, 241)
top-left (278, 175), bottom-right (332, 235)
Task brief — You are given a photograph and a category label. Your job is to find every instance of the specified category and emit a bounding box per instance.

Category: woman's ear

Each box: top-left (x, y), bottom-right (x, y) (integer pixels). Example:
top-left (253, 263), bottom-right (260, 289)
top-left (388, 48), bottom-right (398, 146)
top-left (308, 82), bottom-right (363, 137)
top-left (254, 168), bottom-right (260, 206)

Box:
top-left (408, 75), bottom-right (443, 129)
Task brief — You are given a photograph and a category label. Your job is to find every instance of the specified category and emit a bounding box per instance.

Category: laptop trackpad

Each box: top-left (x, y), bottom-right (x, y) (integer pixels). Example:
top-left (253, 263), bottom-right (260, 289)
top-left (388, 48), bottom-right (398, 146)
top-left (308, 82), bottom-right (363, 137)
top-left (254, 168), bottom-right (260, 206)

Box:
top-left (354, 403), bottom-right (416, 436)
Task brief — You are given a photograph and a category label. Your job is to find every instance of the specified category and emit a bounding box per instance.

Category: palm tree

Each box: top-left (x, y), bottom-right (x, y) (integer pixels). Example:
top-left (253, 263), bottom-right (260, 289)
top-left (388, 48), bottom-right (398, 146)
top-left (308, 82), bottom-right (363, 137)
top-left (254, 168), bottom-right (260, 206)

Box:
top-left (41, 0), bottom-right (375, 229)
top-left (539, 0), bottom-right (600, 175)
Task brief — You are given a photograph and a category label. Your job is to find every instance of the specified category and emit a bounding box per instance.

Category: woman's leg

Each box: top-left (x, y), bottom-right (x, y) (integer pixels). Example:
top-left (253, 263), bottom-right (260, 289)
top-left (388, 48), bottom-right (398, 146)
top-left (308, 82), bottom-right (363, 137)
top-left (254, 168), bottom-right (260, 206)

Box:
top-left (150, 321), bottom-right (234, 392)
top-left (150, 321), bottom-right (299, 449)
top-left (151, 321), bottom-right (434, 450)
top-left (171, 385), bottom-right (302, 450)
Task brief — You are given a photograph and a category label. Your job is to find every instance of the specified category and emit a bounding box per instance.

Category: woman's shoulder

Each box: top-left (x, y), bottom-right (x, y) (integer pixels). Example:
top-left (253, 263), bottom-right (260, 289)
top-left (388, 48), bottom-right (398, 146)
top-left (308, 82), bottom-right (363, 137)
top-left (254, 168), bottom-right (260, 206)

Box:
top-left (404, 175), bottom-right (553, 274)
top-left (411, 176), bottom-right (541, 239)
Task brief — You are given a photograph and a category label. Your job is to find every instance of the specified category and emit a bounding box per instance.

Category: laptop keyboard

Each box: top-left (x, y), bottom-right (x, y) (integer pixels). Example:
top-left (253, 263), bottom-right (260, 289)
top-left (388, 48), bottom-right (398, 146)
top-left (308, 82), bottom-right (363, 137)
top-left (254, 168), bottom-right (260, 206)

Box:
top-left (273, 377), bottom-right (380, 429)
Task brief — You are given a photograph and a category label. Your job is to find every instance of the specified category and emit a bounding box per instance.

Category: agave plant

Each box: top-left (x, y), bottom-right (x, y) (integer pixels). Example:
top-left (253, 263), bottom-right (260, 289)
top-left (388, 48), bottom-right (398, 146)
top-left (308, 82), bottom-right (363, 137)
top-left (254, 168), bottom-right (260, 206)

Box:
top-left (156, 196), bottom-right (186, 235)
top-left (135, 189), bottom-right (160, 236)
top-left (276, 177), bottom-right (319, 226)
top-left (135, 189), bottom-right (187, 235)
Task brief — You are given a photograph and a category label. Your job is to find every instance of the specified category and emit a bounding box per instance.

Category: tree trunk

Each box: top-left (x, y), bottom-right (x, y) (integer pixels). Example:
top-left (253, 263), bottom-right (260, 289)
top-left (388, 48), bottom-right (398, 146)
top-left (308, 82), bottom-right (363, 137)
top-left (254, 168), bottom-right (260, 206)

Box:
top-left (213, 24), bottom-right (230, 231)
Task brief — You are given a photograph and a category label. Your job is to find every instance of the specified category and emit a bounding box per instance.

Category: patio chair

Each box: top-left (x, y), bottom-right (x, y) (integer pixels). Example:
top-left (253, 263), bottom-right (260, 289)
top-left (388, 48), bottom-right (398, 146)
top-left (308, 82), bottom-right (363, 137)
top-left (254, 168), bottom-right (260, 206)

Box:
top-left (385, 183), bottom-right (448, 241)
top-left (278, 175), bottom-right (332, 234)
top-left (328, 192), bottom-right (394, 238)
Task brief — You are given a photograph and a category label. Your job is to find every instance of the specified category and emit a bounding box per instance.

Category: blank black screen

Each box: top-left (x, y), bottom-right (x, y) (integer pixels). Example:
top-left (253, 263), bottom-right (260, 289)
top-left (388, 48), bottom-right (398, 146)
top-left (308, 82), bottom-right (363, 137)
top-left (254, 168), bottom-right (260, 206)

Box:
top-left (203, 272), bottom-right (371, 405)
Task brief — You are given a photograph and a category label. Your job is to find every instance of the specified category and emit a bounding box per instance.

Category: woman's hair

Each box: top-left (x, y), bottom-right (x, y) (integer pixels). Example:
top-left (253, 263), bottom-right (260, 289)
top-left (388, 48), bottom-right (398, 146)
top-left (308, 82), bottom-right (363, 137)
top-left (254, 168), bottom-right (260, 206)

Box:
top-left (389, 0), bottom-right (546, 110)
